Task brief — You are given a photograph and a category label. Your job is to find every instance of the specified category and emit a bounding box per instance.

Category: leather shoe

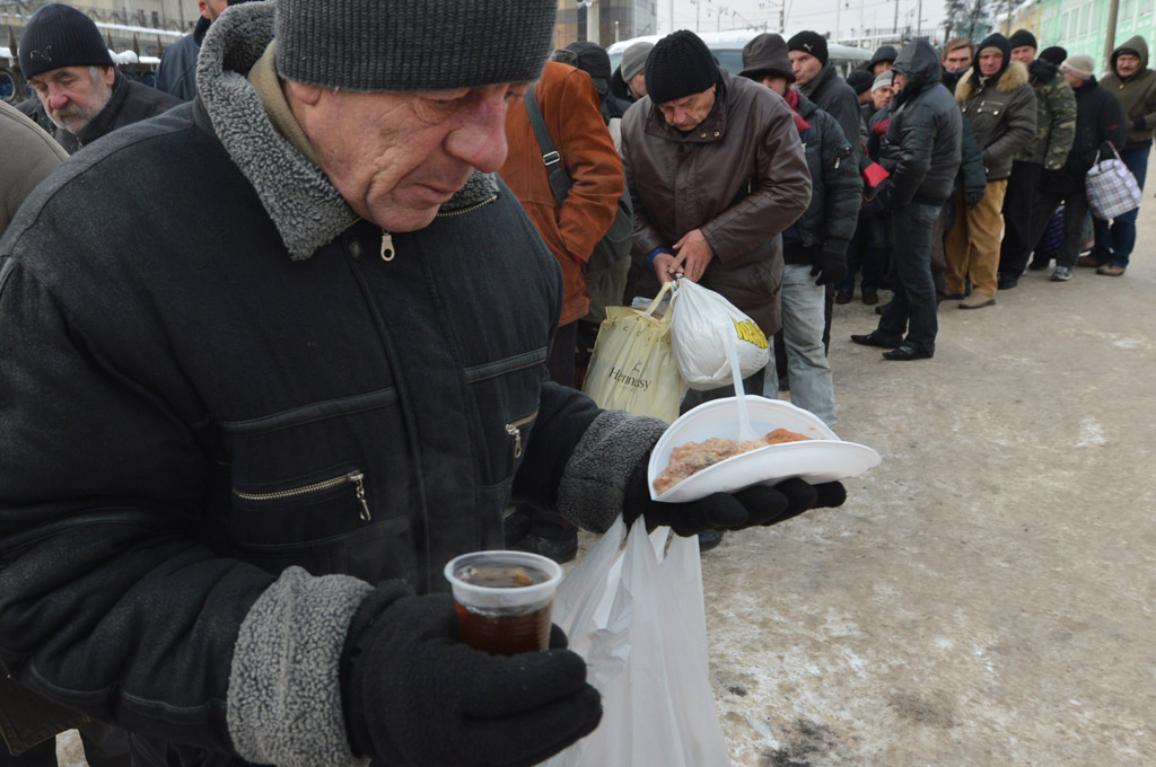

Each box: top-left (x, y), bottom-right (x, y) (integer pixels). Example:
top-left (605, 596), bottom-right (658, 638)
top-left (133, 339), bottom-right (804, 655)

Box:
top-left (834, 289), bottom-right (853, 304)
top-left (882, 344), bottom-right (933, 361)
top-left (850, 331), bottom-right (903, 349)
top-left (861, 287), bottom-right (879, 305)
top-left (874, 301), bottom-right (892, 315)
top-left (997, 275), bottom-right (1018, 290)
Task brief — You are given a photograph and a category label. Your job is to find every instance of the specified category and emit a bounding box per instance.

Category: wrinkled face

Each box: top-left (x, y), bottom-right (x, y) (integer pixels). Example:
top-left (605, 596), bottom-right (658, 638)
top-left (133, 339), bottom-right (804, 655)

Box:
top-left (979, 51), bottom-right (1004, 77)
top-left (1116, 53), bottom-right (1142, 78)
top-left (872, 61), bottom-right (893, 75)
top-left (287, 81), bottom-right (527, 232)
top-left (759, 75), bottom-right (790, 97)
top-left (788, 51), bottom-right (823, 86)
top-left (628, 71), bottom-right (647, 99)
top-left (1010, 45), bottom-right (1035, 65)
top-left (943, 46), bottom-right (973, 73)
top-left (872, 86), bottom-right (893, 109)
top-left (29, 65), bottom-right (115, 134)
top-left (198, 0), bottom-right (228, 21)
top-left (892, 72), bottom-right (908, 92)
top-left (1063, 70), bottom-right (1085, 89)
top-left (656, 84), bottom-right (717, 132)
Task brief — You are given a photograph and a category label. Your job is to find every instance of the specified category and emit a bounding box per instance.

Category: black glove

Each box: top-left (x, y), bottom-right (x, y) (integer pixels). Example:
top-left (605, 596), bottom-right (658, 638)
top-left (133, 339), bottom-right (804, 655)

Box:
top-left (622, 457), bottom-right (846, 537)
top-left (965, 187), bottom-right (985, 209)
top-left (1134, 117), bottom-right (1147, 132)
top-left (811, 240), bottom-right (849, 286)
top-left (342, 584), bottom-right (602, 767)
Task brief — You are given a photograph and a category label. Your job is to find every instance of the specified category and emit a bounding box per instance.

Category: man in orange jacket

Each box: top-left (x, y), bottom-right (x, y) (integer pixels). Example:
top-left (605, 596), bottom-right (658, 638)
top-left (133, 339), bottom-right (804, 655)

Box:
top-left (499, 59), bottom-right (625, 561)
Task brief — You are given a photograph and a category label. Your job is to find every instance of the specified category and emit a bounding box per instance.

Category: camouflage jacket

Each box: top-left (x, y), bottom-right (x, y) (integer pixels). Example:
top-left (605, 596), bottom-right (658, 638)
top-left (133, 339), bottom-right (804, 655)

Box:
top-left (1015, 58), bottom-right (1076, 169)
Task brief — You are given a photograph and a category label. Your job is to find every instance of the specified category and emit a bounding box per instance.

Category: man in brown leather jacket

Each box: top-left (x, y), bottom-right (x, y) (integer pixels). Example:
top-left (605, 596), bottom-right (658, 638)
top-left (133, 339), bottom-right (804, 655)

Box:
top-left (621, 29), bottom-right (811, 377)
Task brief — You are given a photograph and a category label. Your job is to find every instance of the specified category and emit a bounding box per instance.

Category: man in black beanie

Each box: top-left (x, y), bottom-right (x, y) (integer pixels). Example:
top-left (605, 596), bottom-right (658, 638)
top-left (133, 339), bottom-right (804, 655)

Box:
top-left (19, 3), bottom-right (178, 153)
top-left (0, 8), bottom-right (848, 767)
top-left (623, 29), bottom-right (812, 405)
top-left (788, 30), bottom-right (861, 164)
top-left (998, 28), bottom-right (1076, 287)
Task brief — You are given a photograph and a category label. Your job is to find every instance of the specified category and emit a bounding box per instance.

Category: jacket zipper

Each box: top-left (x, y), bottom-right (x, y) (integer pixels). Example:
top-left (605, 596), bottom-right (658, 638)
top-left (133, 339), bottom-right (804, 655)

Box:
top-left (436, 195), bottom-right (498, 219)
top-left (380, 231), bottom-right (395, 261)
top-left (505, 411), bottom-right (538, 462)
top-left (233, 470), bottom-right (372, 521)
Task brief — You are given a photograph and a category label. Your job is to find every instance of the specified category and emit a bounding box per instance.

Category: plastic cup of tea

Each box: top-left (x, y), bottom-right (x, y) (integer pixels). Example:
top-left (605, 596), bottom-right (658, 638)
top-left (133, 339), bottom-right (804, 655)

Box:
top-left (444, 550), bottom-right (563, 655)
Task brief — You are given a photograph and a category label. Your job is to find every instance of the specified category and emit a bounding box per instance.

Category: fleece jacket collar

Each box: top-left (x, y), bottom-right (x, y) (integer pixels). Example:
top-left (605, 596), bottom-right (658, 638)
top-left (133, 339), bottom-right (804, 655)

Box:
top-left (955, 60), bottom-right (1030, 103)
top-left (195, 1), bottom-right (498, 261)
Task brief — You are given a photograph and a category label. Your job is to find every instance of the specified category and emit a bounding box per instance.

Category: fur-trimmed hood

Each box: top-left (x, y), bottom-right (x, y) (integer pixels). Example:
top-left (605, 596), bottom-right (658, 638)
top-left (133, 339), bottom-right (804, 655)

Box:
top-left (954, 59), bottom-right (1029, 103)
top-left (194, 0), bottom-right (499, 261)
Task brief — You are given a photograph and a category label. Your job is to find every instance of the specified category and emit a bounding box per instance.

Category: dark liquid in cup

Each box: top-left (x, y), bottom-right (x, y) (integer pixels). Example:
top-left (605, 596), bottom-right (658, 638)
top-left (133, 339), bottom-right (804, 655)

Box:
top-left (453, 563), bottom-right (553, 655)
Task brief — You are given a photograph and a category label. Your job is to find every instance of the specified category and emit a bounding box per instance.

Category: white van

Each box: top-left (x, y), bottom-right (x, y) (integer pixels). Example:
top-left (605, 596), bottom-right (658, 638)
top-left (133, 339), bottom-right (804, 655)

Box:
top-left (607, 30), bottom-right (871, 79)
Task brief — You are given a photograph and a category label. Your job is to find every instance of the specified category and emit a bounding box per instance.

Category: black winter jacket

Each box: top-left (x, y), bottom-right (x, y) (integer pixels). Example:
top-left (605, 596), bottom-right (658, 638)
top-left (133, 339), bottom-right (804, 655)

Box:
top-left (800, 63), bottom-right (863, 162)
top-left (878, 41), bottom-right (963, 207)
top-left (52, 71), bottom-right (180, 153)
top-left (155, 16), bottom-right (210, 101)
top-left (0, 6), bottom-right (661, 763)
top-left (1066, 77), bottom-right (1128, 176)
top-left (784, 91), bottom-right (861, 263)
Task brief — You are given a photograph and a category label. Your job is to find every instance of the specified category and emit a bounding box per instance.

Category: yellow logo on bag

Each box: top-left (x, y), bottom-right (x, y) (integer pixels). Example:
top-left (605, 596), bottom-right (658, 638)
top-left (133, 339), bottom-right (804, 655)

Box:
top-left (733, 319), bottom-right (768, 349)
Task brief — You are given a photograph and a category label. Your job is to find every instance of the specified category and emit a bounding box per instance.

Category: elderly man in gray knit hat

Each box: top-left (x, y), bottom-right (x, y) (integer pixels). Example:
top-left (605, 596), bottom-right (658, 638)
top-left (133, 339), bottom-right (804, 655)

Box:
top-left (0, 2), bottom-right (849, 766)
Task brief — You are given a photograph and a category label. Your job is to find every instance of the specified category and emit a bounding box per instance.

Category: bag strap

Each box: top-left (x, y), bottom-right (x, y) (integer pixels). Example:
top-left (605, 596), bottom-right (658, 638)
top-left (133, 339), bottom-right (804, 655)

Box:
top-left (524, 85), bottom-right (573, 205)
top-left (641, 280), bottom-right (674, 318)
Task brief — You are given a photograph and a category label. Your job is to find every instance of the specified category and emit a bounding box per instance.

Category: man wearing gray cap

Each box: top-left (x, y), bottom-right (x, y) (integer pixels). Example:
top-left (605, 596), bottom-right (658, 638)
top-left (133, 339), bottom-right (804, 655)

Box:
top-left (0, 2), bottom-right (847, 765)
top-left (610, 40), bottom-right (653, 112)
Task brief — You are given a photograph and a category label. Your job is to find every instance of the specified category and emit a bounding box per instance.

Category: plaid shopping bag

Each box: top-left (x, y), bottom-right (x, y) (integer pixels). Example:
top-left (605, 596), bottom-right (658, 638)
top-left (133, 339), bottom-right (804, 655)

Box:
top-left (1086, 144), bottom-right (1142, 220)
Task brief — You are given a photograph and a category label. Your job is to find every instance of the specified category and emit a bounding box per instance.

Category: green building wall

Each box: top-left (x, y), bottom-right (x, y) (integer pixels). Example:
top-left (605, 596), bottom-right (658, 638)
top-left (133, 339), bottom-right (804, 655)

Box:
top-left (1038, 0), bottom-right (1156, 72)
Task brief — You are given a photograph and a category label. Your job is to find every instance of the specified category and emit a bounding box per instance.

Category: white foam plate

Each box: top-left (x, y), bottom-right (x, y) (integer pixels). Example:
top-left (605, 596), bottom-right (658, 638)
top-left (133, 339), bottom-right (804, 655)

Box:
top-left (647, 396), bottom-right (882, 503)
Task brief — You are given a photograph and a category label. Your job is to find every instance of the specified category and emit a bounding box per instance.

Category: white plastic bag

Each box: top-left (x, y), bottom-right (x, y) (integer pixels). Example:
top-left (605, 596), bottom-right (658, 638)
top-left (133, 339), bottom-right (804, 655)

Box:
top-left (543, 519), bottom-right (731, 767)
top-left (670, 279), bottom-right (770, 390)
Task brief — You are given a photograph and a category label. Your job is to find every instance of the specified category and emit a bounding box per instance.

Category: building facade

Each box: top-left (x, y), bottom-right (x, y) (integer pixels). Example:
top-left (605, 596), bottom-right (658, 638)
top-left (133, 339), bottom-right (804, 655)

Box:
top-left (553, 0), bottom-right (658, 48)
top-left (1037, 0), bottom-right (1156, 70)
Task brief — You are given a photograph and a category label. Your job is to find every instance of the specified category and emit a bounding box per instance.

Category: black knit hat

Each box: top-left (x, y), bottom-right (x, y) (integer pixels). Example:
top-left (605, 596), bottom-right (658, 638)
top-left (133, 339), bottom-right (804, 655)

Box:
top-left (274, 0), bottom-right (557, 91)
top-left (646, 30), bottom-right (719, 104)
top-left (1008, 29), bottom-right (1037, 50)
top-left (18, 4), bottom-right (113, 80)
top-left (739, 33), bottom-right (794, 82)
top-left (786, 31), bottom-right (828, 67)
top-left (846, 68), bottom-right (875, 95)
top-left (972, 32), bottom-right (1011, 83)
top-left (866, 45), bottom-right (898, 70)
top-left (1039, 46), bottom-right (1067, 66)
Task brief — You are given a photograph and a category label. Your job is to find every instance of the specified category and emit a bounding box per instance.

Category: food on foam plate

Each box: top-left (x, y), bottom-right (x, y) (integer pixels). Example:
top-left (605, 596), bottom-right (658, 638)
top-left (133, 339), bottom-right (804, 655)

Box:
top-left (653, 428), bottom-right (810, 494)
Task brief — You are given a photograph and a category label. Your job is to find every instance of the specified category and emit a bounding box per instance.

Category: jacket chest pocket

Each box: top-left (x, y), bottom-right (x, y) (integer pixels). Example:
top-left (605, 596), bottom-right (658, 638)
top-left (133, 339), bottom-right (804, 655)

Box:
top-left (217, 391), bottom-right (419, 582)
top-left (465, 348), bottom-right (547, 489)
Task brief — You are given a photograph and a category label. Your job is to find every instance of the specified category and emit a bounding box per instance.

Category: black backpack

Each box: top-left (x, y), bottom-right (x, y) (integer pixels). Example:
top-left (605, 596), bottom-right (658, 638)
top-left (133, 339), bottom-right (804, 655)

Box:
top-left (524, 84), bottom-right (633, 323)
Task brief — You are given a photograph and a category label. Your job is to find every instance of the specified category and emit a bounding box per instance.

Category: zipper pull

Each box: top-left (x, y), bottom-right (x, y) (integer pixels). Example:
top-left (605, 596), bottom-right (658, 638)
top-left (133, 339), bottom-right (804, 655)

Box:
top-left (506, 423), bottom-right (524, 460)
top-left (350, 471), bottom-right (371, 521)
top-left (380, 231), bottom-right (395, 261)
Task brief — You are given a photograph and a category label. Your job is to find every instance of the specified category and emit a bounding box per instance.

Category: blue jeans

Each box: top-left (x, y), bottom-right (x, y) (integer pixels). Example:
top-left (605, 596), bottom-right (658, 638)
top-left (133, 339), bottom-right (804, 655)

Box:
top-left (1092, 144), bottom-right (1149, 267)
top-left (762, 265), bottom-right (836, 427)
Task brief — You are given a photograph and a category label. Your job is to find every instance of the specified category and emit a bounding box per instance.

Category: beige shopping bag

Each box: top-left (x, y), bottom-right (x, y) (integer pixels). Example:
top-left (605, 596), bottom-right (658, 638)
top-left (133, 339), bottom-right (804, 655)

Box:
top-left (582, 282), bottom-right (685, 423)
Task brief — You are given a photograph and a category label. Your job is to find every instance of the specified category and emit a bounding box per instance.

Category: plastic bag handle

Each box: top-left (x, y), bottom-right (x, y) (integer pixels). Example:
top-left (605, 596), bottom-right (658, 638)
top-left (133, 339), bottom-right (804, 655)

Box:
top-left (640, 280), bottom-right (675, 318)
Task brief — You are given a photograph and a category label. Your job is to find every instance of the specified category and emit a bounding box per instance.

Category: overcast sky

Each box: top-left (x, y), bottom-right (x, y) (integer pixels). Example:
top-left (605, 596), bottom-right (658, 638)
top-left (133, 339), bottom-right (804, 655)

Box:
top-left (656, 0), bottom-right (948, 43)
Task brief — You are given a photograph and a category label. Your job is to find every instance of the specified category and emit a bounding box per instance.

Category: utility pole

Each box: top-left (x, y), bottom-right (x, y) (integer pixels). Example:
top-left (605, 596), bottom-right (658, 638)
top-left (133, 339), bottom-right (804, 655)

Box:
top-left (779, 0), bottom-right (785, 32)
top-left (835, 0), bottom-right (841, 42)
top-left (1005, 0), bottom-right (1013, 34)
top-left (1104, 0), bottom-right (1120, 70)
top-left (893, 0), bottom-right (900, 39)
top-left (916, 0), bottom-right (922, 38)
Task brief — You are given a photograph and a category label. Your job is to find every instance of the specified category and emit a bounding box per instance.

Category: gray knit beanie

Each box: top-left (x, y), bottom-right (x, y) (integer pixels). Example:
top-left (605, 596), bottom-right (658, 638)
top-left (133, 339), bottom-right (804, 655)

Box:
top-left (274, 0), bottom-right (557, 91)
top-left (620, 41), bottom-right (653, 82)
